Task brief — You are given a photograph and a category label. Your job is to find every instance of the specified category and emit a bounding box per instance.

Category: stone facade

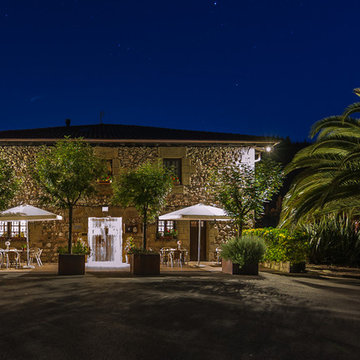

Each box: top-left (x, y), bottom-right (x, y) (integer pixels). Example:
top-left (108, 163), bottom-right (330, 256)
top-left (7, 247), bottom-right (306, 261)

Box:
top-left (0, 144), bottom-right (256, 263)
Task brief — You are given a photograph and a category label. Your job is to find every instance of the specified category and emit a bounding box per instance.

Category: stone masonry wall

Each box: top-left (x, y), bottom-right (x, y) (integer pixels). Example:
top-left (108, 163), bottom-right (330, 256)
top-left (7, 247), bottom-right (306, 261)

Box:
top-left (0, 144), bottom-right (253, 262)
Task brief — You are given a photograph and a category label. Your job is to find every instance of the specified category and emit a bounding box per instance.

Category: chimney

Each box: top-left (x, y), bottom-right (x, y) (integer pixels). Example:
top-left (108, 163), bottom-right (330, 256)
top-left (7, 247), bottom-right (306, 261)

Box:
top-left (65, 118), bottom-right (71, 127)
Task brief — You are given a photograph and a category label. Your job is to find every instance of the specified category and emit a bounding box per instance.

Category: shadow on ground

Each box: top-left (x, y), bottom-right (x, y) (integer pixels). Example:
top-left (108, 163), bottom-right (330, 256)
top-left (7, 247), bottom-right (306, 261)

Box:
top-left (0, 271), bottom-right (359, 360)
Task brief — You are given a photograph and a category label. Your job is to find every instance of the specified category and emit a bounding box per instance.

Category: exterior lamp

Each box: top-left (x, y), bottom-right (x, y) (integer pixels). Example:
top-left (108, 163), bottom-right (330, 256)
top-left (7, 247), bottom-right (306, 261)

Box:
top-left (265, 146), bottom-right (272, 152)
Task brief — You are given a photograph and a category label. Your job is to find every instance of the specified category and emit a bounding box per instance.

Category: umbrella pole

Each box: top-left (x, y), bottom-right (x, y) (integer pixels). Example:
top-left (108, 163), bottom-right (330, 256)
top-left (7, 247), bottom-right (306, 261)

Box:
top-left (197, 220), bottom-right (201, 266)
top-left (23, 221), bottom-right (34, 269)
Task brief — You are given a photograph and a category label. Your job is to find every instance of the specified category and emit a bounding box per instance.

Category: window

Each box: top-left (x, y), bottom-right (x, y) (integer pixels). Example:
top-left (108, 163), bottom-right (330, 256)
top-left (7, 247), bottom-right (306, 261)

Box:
top-left (98, 160), bottom-right (113, 183)
top-left (157, 220), bottom-right (175, 236)
top-left (11, 221), bottom-right (20, 237)
top-left (0, 222), bottom-right (8, 237)
top-left (163, 158), bottom-right (182, 185)
top-left (20, 221), bottom-right (27, 237)
top-left (0, 221), bottom-right (27, 238)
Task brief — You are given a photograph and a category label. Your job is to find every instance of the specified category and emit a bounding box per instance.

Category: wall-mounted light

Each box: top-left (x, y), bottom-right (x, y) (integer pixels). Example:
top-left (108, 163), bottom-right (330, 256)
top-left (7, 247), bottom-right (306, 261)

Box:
top-left (265, 146), bottom-right (272, 152)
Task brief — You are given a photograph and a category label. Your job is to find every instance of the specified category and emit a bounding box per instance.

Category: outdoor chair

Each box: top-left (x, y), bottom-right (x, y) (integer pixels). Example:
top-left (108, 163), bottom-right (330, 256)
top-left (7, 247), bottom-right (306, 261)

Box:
top-left (182, 249), bottom-right (189, 265)
top-left (30, 248), bottom-right (43, 267)
top-left (169, 249), bottom-right (183, 268)
top-left (6, 249), bottom-right (22, 268)
top-left (176, 248), bottom-right (188, 265)
top-left (160, 247), bottom-right (172, 265)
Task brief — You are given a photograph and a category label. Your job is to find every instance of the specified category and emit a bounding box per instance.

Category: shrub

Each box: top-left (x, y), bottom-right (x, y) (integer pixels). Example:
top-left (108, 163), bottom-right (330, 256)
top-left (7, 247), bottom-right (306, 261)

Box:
top-left (127, 247), bottom-right (158, 255)
top-left (243, 228), bottom-right (309, 263)
top-left (220, 235), bottom-right (266, 267)
top-left (58, 240), bottom-right (91, 255)
top-left (124, 236), bottom-right (136, 254)
top-left (300, 215), bottom-right (360, 266)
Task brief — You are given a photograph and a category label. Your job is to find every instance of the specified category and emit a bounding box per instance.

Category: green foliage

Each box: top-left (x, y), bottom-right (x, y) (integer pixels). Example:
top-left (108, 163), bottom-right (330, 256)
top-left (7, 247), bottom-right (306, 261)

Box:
top-left (72, 240), bottom-right (91, 255)
top-left (0, 159), bottom-right (18, 210)
top-left (57, 247), bottom-right (67, 254)
top-left (124, 236), bottom-right (136, 254)
top-left (243, 228), bottom-right (309, 263)
top-left (127, 247), bottom-right (158, 255)
top-left (58, 240), bottom-right (91, 255)
top-left (112, 160), bottom-right (173, 249)
top-left (300, 214), bottom-right (360, 266)
top-left (33, 137), bottom-right (106, 253)
top-left (220, 235), bottom-right (266, 267)
top-left (33, 137), bottom-right (106, 209)
top-left (280, 99), bottom-right (360, 225)
top-left (210, 159), bottom-right (283, 233)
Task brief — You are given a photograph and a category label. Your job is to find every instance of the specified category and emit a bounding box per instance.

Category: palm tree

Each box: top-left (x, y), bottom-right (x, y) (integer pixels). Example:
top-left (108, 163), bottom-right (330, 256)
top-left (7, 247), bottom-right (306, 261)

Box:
top-left (280, 98), bottom-right (360, 226)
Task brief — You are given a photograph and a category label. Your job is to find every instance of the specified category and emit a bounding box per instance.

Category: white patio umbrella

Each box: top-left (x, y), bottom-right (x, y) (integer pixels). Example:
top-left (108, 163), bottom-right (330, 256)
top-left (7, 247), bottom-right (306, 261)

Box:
top-left (0, 204), bottom-right (62, 268)
top-left (159, 203), bottom-right (231, 266)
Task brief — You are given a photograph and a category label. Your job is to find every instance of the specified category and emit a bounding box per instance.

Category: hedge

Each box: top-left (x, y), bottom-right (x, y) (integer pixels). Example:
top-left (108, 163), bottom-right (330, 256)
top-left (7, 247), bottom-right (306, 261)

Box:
top-left (243, 228), bottom-right (309, 263)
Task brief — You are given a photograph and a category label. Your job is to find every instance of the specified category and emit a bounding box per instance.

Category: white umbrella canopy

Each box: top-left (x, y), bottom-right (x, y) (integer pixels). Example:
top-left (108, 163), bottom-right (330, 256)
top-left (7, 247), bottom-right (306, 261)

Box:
top-left (0, 204), bottom-right (63, 268)
top-left (159, 203), bottom-right (230, 221)
top-left (0, 204), bottom-right (63, 221)
top-left (159, 203), bottom-right (232, 266)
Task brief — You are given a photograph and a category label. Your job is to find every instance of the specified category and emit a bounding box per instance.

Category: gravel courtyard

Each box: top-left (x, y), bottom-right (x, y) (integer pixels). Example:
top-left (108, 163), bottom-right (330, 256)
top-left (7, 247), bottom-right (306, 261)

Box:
top-left (0, 267), bottom-right (359, 360)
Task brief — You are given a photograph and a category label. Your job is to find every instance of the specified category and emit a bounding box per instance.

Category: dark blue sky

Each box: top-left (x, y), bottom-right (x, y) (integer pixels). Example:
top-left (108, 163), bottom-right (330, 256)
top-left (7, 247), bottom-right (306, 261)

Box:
top-left (1, 0), bottom-right (359, 140)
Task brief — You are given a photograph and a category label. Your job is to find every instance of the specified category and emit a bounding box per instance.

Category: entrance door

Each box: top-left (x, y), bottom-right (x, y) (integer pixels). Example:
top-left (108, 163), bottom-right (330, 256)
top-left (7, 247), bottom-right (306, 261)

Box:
top-left (87, 217), bottom-right (122, 267)
top-left (190, 221), bottom-right (206, 261)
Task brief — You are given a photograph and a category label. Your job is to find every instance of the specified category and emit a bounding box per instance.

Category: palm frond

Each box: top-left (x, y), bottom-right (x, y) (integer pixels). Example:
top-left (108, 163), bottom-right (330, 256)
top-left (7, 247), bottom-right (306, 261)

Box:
top-left (281, 101), bottom-right (360, 226)
top-left (342, 102), bottom-right (360, 120)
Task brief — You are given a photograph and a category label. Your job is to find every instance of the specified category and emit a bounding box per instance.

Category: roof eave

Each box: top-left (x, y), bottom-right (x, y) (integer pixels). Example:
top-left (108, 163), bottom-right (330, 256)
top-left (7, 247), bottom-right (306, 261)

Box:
top-left (0, 138), bottom-right (279, 146)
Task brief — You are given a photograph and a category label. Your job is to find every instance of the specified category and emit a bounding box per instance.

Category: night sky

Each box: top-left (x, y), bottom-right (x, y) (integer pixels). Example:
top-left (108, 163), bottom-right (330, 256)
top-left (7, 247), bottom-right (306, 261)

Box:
top-left (1, 0), bottom-right (359, 141)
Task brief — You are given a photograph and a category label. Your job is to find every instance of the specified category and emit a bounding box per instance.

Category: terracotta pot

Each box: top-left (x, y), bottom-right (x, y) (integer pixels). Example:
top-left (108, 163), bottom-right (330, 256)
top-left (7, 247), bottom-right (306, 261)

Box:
top-left (58, 254), bottom-right (85, 275)
top-left (222, 259), bottom-right (259, 275)
top-left (130, 254), bottom-right (160, 275)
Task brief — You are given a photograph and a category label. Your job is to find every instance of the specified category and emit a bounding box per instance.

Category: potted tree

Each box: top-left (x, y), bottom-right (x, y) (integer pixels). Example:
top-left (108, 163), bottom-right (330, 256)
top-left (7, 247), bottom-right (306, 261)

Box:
top-left (32, 137), bottom-right (106, 275)
top-left (221, 235), bottom-right (266, 275)
top-left (112, 160), bottom-right (173, 275)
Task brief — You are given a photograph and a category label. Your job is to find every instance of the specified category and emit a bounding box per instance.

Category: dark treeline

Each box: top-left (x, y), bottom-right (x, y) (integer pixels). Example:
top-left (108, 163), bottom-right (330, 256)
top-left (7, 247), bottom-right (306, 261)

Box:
top-left (257, 137), bottom-right (312, 228)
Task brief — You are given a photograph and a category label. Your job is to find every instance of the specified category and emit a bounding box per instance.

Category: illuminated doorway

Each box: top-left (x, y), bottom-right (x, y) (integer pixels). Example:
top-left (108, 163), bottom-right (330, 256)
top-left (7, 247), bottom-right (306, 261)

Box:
top-left (87, 217), bottom-right (123, 267)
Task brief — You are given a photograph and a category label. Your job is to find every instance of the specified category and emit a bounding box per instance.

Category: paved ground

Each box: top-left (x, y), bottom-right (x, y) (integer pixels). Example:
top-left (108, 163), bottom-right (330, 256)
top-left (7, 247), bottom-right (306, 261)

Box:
top-left (0, 264), bottom-right (359, 360)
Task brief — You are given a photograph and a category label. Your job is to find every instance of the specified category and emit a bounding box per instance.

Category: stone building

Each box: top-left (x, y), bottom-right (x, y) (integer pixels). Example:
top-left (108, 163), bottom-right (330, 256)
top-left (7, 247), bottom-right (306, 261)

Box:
top-left (0, 123), bottom-right (276, 265)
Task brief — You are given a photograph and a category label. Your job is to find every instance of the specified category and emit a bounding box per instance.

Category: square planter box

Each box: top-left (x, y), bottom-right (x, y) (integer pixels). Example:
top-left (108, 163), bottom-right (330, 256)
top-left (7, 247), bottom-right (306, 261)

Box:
top-left (58, 254), bottom-right (85, 275)
top-left (222, 259), bottom-right (259, 275)
top-left (130, 253), bottom-right (160, 275)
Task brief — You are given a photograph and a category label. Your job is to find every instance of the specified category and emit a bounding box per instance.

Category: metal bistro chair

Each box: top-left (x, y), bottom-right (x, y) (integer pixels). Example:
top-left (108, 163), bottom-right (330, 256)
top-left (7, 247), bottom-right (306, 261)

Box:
top-left (4, 249), bottom-right (22, 269)
top-left (160, 247), bottom-right (171, 266)
top-left (169, 249), bottom-right (181, 268)
top-left (29, 248), bottom-right (43, 267)
top-left (169, 249), bottom-right (188, 268)
top-left (180, 248), bottom-right (188, 265)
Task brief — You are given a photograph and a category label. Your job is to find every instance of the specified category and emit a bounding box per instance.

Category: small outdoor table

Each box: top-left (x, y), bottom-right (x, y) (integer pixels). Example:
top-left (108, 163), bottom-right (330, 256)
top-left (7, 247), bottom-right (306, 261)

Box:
top-left (1, 249), bottom-right (22, 269)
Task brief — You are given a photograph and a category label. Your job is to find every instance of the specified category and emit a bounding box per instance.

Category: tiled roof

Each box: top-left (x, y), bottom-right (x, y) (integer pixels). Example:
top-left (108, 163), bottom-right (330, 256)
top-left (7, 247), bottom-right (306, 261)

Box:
top-left (0, 123), bottom-right (277, 144)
